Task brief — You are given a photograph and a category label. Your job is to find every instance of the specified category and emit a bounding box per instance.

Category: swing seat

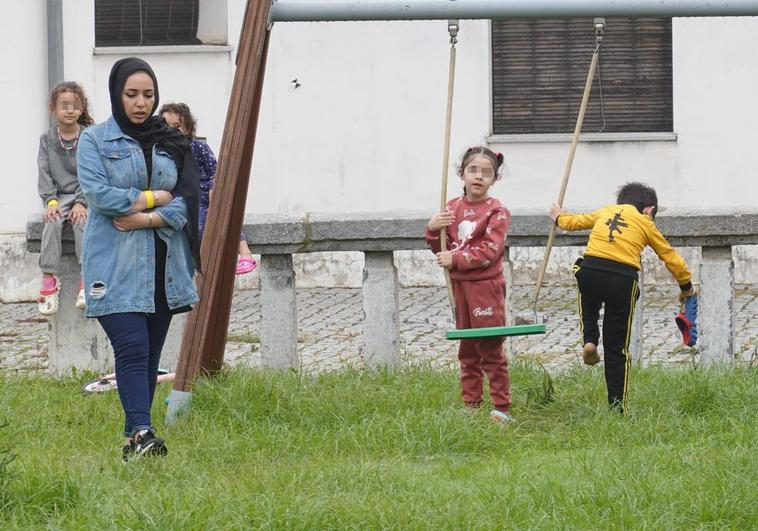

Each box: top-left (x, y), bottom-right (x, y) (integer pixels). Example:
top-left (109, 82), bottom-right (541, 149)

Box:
top-left (446, 323), bottom-right (546, 340)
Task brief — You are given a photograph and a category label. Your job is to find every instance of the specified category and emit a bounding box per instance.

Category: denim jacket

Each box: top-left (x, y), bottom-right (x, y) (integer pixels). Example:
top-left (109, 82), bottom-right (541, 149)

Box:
top-left (77, 117), bottom-right (199, 317)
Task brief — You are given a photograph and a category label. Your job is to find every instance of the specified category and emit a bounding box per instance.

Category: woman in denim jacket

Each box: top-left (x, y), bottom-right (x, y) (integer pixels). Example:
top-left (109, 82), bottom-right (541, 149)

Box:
top-left (77, 58), bottom-right (200, 461)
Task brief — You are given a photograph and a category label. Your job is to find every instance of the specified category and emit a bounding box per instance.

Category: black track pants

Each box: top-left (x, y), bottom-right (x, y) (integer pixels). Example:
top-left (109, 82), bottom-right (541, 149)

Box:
top-left (573, 262), bottom-right (640, 412)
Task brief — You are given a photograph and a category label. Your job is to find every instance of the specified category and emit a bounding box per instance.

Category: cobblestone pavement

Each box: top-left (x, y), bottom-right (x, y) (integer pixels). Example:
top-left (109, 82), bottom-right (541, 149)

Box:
top-left (3, 284), bottom-right (756, 376)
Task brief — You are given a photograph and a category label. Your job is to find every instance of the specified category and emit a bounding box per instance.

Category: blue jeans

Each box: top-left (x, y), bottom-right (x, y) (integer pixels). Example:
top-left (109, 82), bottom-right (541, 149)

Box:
top-left (99, 309), bottom-right (173, 437)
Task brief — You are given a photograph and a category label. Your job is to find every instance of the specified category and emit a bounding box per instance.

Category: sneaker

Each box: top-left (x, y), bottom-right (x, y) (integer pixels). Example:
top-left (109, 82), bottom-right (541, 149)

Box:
top-left (75, 280), bottom-right (86, 309)
top-left (490, 410), bottom-right (515, 423)
top-left (675, 294), bottom-right (698, 347)
top-left (122, 440), bottom-right (136, 462)
top-left (582, 342), bottom-right (601, 366)
top-left (236, 256), bottom-right (257, 275)
top-left (38, 276), bottom-right (60, 316)
top-left (132, 429), bottom-right (168, 459)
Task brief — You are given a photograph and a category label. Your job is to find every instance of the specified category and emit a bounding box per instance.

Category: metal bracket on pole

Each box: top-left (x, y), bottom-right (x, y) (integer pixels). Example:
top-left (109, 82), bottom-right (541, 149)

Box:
top-left (448, 19), bottom-right (459, 44)
top-left (594, 17), bottom-right (606, 43)
top-left (267, 0), bottom-right (277, 30)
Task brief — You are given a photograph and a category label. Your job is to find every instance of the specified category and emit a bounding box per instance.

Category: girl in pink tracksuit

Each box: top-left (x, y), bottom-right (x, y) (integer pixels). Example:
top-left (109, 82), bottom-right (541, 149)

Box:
top-left (426, 146), bottom-right (513, 422)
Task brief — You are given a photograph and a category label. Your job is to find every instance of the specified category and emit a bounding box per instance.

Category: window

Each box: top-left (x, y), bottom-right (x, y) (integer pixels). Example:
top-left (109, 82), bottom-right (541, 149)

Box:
top-left (95, 0), bottom-right (227, 47)
top-left (491, 18), bottom-right (673, 135)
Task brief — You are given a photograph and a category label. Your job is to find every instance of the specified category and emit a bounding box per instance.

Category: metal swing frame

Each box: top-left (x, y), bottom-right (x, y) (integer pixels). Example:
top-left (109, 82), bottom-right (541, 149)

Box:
top-left (168, 0), bottom-right (758, 419)
top-left (269, 0), bottom-right (758, 22)
top-left (265, 0), bottom-right (757, 341)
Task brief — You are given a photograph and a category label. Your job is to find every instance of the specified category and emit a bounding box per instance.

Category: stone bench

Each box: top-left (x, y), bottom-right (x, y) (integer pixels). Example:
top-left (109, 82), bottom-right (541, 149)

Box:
top-left (27, 211), bottom-right (758, 374)
top-left (241, 211), bottom-right (758, 368)
top-left (25, 214), bottom-right (185, 376)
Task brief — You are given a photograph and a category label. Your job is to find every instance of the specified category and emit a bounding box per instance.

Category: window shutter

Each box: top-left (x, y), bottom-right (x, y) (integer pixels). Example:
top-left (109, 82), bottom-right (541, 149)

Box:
top-left (95, 0), bottom-right (200, 47)
top-left (492, 18), bottom-right (672, 134)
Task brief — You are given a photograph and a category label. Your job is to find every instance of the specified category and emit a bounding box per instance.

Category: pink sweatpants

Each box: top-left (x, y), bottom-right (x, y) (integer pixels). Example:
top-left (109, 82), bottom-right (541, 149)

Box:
top-left (452, 277), bottom-right (511, 412)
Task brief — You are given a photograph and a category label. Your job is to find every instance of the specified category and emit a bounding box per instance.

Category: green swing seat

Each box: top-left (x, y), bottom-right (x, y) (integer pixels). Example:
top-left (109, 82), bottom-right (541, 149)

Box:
top-left (445, 323), bottom-right (546, 340)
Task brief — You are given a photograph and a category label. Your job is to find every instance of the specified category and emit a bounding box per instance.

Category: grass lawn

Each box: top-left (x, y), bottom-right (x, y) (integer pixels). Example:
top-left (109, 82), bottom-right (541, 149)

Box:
top-left (1, 363), bottom-right (757, 529)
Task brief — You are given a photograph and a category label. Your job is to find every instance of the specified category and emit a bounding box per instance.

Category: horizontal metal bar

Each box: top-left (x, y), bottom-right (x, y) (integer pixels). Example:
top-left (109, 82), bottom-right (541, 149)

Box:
top-left (270, 0), bottom-right (758, 22)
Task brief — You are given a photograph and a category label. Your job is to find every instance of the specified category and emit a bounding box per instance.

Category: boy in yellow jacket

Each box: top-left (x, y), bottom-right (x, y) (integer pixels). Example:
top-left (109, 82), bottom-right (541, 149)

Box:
top-left (550, 182), bottom-right (694, 413)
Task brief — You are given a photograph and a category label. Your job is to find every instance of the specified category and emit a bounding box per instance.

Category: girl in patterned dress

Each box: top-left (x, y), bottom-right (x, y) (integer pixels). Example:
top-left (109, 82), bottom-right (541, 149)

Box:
top-left (159, 103), bottom-right (257, 274)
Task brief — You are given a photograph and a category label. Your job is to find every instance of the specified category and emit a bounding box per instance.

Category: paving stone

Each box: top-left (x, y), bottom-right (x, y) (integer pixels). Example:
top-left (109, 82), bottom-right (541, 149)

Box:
top-left (2, 284), bottom-right (756, 376)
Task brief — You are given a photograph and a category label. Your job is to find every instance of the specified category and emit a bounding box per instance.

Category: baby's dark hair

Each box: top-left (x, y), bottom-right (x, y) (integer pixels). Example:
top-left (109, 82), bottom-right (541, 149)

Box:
top-left (158, 102), bottom-right (197, 139)
top-left (50, 82), bottom-right (94, 127)
top-left (457, 146), bottom-right (504, 178)
top-left (617, 182), bottom-right (658, 214)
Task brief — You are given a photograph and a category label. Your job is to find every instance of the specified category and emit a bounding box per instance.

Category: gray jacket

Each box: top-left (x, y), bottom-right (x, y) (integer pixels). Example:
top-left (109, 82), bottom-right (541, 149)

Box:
top-left (37, 125), bottom-right (87, 207)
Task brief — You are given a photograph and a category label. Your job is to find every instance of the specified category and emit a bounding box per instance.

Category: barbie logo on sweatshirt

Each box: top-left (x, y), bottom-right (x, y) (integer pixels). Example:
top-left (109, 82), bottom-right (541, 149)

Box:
top-left (473, 306), bottom-right (494, 317)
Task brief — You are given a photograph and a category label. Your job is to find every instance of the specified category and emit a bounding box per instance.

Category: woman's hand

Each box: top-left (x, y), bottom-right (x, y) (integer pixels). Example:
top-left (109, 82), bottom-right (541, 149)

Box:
top-left (156, 190), bottom-right (174, 206)
top-left (436, 251), bottom-right (453, 269)
top-left (43, 204), bottom-right (62, 223)
top-left (427, 211), bottom-right (454, 231)
top-left (113, 213), bottom-right (149, 231)
top-left (68, 203), bottom-right (88, 224)
top-left (549, 202), bottom-right (565, 223)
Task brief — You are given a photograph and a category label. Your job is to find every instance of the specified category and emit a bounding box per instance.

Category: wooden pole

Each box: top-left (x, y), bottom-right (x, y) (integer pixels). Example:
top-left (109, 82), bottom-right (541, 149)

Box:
top-left (172, 0), bottom-right (272, 393)
top-left (440, 26), bottom-right (457, 315)
top-left (533, 44), bottom-right (600, 311)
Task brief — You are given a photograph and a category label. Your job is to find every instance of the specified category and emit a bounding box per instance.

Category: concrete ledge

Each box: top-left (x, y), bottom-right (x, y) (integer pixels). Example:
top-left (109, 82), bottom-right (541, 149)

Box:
top-left (25, 214), bottom-right (185, 375)
top-left (28, 212), bottom-right (758, 254)
top-left (24, 211), bottom-right (756, 372)
top-left (234, 212), bottom-right (758, 255)
top-left (26, 214), bottom-right (77, 254)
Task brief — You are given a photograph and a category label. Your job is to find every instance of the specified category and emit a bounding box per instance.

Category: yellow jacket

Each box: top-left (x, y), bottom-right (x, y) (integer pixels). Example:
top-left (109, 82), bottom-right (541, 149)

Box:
top-left (557, 204), bottom-right (692, 286)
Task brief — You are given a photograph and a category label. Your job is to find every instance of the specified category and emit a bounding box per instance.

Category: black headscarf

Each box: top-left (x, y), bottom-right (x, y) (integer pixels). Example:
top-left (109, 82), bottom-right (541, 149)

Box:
top-left (108, 57), bottom-right (201, 271)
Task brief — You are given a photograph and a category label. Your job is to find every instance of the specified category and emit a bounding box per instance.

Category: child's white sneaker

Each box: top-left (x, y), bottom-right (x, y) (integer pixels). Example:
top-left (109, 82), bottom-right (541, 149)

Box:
top-left (75, 280), bottom-right (86, 309)
top-left (38, 276), bottom-right (60, 316)
top-left (490, 410), bottom-right (515, 424)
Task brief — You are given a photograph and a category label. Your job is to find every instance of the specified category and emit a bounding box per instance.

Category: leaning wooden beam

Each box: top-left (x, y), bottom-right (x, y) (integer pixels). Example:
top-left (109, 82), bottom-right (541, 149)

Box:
top-left (167, 0), bottom-right (271, 423)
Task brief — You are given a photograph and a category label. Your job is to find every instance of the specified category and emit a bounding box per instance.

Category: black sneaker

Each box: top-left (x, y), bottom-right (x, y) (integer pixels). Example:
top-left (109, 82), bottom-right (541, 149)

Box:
top-left (122, 440), bottom-right (136, 462)
top-left (133, 430), bottom-right (168, 459)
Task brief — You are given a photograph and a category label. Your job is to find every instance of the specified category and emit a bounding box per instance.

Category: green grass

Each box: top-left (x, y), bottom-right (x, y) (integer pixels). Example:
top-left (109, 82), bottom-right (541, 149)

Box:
top-left (226, 331), bottom-right (261, 344)
top-left (1, 364), bottom-right (757, 529)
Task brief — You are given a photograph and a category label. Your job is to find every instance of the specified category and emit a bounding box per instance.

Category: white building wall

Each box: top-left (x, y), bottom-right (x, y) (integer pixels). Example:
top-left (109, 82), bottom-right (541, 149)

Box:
top-left (0, 1), bottom-right (51, 300)
top-left (672, 17), bottom-right (758, 209)
top-left (248, 16), bottom-right (758, 214)
top-left (0, 3), bottom-right (756, 300)
top-left (251, 19), bottom-right (491, 215)
top-left (0, 0), bottom-right (48, 233)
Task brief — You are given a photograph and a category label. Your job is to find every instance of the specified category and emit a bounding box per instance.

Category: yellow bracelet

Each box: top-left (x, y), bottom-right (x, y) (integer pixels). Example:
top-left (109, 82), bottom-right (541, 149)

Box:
top-left (145, 191), bottom-right (155, 210)
top-left (47, 199), bottom-right (59, 207)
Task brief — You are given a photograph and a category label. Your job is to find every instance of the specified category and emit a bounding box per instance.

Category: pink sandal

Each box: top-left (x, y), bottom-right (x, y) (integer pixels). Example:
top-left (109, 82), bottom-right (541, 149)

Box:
top-left (38, 276), bottom-right (61, 316)
top-left (236, 256), bottom-right (257, 275)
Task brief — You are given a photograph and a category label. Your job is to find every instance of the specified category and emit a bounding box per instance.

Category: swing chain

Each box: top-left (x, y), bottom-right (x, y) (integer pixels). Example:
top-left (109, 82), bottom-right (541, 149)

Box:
top-left (448, 19), bottom-right (459, 45)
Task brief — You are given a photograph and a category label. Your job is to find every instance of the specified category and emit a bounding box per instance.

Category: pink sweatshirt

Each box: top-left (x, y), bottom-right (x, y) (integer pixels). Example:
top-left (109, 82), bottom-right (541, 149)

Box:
top-left (425, 195), bottom-right (511, 281)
